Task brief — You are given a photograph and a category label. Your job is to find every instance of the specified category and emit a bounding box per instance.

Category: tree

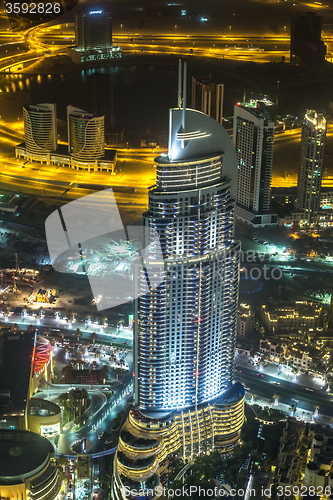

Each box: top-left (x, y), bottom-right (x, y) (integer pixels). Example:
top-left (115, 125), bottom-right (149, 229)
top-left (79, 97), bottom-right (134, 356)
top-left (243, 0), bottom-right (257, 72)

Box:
top-left (248, 393), bottom-right (256, 405)
top-left (273, 394), bottom-right (280, 406)
top-left (61, 365), bottom-right (74, 383)
top-left (74, 328), bottom-right (82, 341)
top-left (57, 454), bottom-right (68, 471)
top-left (90, 332), bottom-right (97, 344)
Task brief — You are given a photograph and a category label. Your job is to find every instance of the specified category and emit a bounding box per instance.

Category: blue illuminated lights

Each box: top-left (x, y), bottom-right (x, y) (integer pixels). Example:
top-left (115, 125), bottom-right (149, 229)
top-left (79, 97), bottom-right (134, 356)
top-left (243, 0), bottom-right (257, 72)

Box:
top-left (111, 64), bottom-right (245, 500)
top-left (135, 100), bottom-right (240, 411)
top-left (89, 10), bottom-right (103, 14)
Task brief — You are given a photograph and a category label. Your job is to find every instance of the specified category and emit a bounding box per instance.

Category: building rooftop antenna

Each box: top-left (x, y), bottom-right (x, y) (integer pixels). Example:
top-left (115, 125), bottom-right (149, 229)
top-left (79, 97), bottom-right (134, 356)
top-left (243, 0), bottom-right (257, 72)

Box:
top-left (178, 59), bottom-right (182, 108)
top-left (182, 60), bottom-right (187, 132)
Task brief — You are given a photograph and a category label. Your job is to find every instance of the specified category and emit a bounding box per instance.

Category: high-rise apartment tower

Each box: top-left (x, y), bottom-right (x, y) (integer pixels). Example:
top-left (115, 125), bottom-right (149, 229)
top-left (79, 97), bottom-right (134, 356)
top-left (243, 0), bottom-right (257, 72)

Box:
top-left (297, 110), bottom-right (326, 225)
top-left (23, 103), bottom-right (57, 162)
top-left (191, 77), bottom-right (224, 124)
top-left (75, 11), bottom-right (112, 52)
top-left (112, 61), bottom-right (244, 500)
top-left (233, 101), bottom-right (277, 226)
top-left (67, 106), bottom-right (105, 162)
top-left (73, 10), bottom-right (121, 62)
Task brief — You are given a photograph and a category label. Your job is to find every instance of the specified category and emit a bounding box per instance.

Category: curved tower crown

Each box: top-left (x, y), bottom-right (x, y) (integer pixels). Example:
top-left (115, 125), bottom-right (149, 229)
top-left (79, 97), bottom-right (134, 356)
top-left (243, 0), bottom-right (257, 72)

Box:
top-left (167, 107), bottom-right (238, 199)
top-left (134, 72), bottom-right (239, 412)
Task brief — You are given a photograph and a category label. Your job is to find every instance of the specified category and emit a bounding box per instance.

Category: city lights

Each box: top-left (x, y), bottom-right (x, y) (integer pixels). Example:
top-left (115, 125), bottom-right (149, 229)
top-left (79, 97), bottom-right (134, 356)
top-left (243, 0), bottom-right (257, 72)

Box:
top-left (0, 1), bottom-right (332, 500)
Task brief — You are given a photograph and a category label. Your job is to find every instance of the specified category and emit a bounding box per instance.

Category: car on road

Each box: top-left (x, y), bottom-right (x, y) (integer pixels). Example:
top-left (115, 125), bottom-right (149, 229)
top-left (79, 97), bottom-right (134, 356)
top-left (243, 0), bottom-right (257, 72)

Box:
top-left (305, 387), bottom-right (314, 392)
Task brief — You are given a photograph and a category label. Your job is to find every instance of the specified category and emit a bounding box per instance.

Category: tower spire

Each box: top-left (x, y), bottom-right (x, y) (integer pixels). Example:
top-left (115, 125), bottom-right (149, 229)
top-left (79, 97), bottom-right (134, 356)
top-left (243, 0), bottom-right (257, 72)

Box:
top-left (182, 60), bottom-right (187, 131)
top-left (178, 59), bottom-right (182, 108)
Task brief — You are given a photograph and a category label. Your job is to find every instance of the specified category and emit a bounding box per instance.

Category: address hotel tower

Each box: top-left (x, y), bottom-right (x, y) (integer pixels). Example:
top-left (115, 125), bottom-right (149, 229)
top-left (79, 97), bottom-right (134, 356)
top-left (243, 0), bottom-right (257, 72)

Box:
top-left (112, 61), bottom-right (245, 500)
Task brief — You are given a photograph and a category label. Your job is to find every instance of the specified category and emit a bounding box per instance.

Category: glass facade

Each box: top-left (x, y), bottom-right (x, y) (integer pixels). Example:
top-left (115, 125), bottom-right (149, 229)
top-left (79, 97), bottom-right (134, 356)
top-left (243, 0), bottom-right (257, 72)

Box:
top-left (297, 110), bottom-right (326, 225)
top-left (112, 103), bottom-right (244, 500)
top-left (135, 155), bottom-right (240, 410)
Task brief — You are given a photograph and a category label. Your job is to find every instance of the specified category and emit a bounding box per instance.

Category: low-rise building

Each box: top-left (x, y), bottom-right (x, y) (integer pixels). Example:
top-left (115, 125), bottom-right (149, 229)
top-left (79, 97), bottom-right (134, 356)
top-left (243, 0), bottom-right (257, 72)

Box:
top-left (276, 417), bottom-right (304, 492)
top-left (259, 338), bottom-right (287, 361)
top-left (302, 425), bottom-right (333, 489)
top-left (262, 301), bottom-right (322, 334)
top-left (237, 304), bottom-right (254, 339)
top-left (287, 349), bottom-right (312, 371)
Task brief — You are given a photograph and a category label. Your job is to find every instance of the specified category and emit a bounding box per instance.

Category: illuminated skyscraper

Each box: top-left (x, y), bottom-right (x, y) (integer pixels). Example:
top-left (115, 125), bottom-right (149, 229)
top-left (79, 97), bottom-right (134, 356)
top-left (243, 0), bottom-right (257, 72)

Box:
top-left (67, 106), bottom-right (105, 162)
top-left (297, 110), bottom-right (326, 225)
top-left (233, 101), bottom-right (277, 226)
top-left (76, 11), bottom-right (112, 51)
top-left (73, 10), bottom-right (121, 62)
top-left (23, 103), bottom-right (57, 163)
top-left (112, 61), bottom-right (244, 500)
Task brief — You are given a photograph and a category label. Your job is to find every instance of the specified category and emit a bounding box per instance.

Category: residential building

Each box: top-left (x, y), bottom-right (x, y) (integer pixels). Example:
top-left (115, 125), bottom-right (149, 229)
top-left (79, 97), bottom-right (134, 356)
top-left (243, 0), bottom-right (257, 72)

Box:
top-left (112, 61), bottom-right (244, 500)
top-left (237, 303), bottom-right (254, 339)
top-left (68, 10), bottom-right (122, 63)
top-left (191, 76), bottom-right (224, 124)
top-left (259, 339), bottom-right (287, 361)
top-left (276, 417), bottom-right (304, 493)
top-left (287, 349), bottom-right (312, 371)
top-left (262, 301), bottom-right (322, 334)
top-left (16, 104), bottom-right (117, 173)
top-left (303, 424), bottom-right (333, 489)
top-left (67, 105), bottom-right (104, 160)
top-left (233, 101), bottom-right (277, 226)
top-left (297, 110), bottom-right (326, 225)
top-left (23, 103), bottom-right (57, 163)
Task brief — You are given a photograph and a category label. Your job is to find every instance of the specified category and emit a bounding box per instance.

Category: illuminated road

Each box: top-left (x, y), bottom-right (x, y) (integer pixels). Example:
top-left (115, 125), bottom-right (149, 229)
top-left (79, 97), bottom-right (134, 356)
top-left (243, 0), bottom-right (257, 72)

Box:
top-left (0, 125), bottom-right (330, 200)
top-left (1, 0), bottom-right (333, 72)
top-left (235, 356), bottom-right (333, 420)
top-left (32, 24), bottom-right (292, 63)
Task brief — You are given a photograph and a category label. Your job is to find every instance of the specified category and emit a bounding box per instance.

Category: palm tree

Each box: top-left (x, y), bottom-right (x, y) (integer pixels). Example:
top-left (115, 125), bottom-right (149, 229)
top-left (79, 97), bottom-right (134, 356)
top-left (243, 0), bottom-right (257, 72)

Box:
top-left (57, 454), bottom-right (68, 471)
top-left (90, 332), bottom-right (97, 344)
top-left (313, 405), bottom-right (319, 418)
top-left (273, 394), bottom-right (280, 406)
top-left (249, 393), bottom-right (255, 405)
top-left (109, 353), bottom-right (116, 364)
top-left (74, 328), bottom-right (82, 341)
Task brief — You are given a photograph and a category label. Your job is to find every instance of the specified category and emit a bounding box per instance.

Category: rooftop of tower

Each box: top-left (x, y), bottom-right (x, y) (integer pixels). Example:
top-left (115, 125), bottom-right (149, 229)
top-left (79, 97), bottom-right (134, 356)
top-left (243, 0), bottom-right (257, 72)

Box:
top-left (235, 100), bottom-right (273, 125)
top-left (0, 429), bottom-right (54, 484)
top-left (304, 109), bottom-right (326, 130)
top-left (155, 106), bottom-right (238, 198)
